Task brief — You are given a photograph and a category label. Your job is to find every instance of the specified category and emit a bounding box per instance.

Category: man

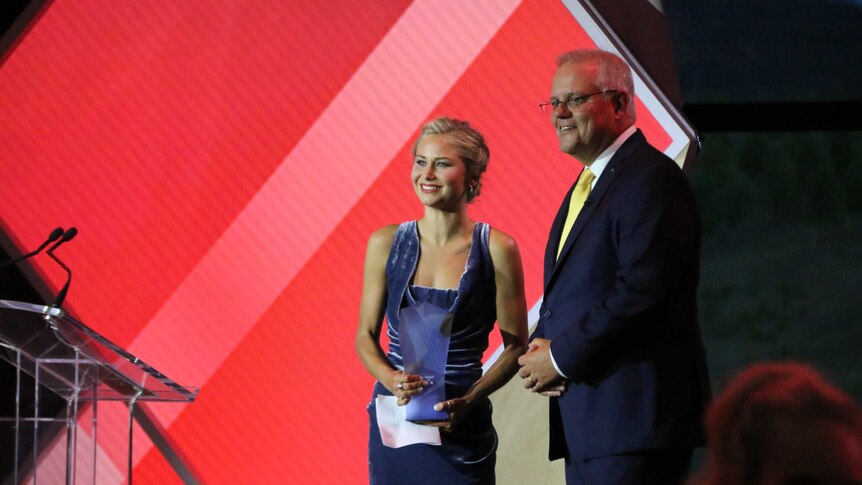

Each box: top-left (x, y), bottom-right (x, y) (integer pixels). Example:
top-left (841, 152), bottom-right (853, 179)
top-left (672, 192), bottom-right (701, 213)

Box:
top-left (518, 49), bottom-right (711, 484)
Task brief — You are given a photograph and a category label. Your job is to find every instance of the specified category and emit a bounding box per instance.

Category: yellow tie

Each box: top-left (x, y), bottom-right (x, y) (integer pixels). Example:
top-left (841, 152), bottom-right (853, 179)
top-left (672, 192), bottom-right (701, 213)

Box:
top-left (557, 168), bottom-right (595, 259)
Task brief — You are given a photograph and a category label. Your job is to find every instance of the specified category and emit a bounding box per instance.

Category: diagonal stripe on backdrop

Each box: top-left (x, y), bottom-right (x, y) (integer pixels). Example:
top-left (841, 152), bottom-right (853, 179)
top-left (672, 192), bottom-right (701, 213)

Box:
top-left (131, 0), bottom-right (521, 427)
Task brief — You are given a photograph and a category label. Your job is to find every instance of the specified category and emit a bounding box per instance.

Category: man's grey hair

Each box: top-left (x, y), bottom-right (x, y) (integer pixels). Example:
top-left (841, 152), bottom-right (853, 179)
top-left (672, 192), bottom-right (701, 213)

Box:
top-left (556, 49), bottom-right (636, 123)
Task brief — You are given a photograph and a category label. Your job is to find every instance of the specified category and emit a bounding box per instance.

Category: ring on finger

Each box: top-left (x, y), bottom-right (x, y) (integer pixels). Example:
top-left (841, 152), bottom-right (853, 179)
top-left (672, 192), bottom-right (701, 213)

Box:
top-left (397, 383), bottom-right (404, 391)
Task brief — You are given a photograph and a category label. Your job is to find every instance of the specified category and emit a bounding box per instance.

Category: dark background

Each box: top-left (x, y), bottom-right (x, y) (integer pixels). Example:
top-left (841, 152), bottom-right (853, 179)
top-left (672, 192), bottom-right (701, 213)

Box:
top-left (664, 0), bottom-right (862, 403)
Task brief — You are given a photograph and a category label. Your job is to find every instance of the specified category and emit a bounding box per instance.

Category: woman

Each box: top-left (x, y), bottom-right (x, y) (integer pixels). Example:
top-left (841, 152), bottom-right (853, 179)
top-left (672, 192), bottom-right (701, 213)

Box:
top-left (356, 117), bottom-right (528, 484)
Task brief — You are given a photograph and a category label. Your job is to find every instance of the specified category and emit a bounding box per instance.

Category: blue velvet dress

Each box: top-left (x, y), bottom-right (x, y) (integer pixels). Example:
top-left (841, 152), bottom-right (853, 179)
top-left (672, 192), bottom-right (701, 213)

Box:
top-left (367, 221), bottom-right (498, 484)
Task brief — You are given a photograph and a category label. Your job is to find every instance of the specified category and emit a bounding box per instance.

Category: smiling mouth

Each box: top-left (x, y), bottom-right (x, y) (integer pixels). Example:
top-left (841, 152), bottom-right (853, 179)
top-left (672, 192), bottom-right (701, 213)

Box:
top-left (558, 125), bottom-right (575, 132)
top-left (419, 184), bottom-right (441, 192)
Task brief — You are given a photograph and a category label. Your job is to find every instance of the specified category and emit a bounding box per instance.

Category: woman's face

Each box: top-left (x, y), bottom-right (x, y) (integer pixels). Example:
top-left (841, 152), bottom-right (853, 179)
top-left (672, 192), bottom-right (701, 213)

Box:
top-left (411, 134), bottom-right (471, 211)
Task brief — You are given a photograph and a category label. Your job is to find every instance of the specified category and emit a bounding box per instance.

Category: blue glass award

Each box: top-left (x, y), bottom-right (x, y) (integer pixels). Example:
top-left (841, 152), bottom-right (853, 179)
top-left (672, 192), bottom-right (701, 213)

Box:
top-left (399, 301), bottom-right (452, 421)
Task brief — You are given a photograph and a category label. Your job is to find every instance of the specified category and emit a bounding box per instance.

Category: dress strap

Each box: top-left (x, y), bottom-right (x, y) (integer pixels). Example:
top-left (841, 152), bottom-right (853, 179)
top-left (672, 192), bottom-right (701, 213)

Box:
top-left (385, 221), bottom-right (420, 319)
top-left (449, 222), bottom-right (491, 314)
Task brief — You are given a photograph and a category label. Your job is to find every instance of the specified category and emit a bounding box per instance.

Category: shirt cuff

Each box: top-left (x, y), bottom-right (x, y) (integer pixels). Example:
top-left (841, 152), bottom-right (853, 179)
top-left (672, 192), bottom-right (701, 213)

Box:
top-left (549, 347), bottom-right (568, 379)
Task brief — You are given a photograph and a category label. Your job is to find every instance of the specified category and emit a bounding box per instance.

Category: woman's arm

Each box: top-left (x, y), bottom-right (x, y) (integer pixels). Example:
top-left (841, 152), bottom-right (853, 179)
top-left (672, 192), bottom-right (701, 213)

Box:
top-left (434, 228), bottom-right (529, 428)
top-left (355, 225), bottom-right (425, 403)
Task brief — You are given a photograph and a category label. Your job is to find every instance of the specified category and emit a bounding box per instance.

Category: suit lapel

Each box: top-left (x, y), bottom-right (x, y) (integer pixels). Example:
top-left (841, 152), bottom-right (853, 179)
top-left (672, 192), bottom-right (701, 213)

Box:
top-left (544, 130), bottom-right (646, 293)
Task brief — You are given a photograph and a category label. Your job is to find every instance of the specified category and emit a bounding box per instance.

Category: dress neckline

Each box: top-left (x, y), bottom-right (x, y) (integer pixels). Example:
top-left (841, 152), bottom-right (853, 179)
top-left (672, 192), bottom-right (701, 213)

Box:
top-left (408, 221), bottom-right (479, 292)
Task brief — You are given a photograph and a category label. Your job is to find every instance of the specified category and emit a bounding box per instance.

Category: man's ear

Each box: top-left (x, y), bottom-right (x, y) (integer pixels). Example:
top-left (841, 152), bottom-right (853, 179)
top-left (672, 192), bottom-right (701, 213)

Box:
top-left (613, 91), bottom-right (630, 114)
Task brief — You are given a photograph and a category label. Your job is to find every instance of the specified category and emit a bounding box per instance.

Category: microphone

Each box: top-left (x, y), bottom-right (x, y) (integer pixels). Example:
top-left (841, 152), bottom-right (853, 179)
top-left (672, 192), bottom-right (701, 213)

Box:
top-left (584, 196), bottom-right (594, 207)
top-left (47, 227), bottom-right (78, 309)
top-left (0, 227), bottom-right (65, 270)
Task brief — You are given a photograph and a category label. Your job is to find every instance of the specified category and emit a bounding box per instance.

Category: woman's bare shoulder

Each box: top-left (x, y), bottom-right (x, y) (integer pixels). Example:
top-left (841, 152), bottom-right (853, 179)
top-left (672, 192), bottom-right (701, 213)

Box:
top-left (488, 226), bottom-right (519, 256)
top-left (366, 224), bottom-right (401, 255)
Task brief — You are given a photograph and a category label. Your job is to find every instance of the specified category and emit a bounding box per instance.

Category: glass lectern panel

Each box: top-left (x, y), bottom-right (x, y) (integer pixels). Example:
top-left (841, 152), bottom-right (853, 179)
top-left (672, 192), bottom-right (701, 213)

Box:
top-left (0, 300), bottom-right (197, 402)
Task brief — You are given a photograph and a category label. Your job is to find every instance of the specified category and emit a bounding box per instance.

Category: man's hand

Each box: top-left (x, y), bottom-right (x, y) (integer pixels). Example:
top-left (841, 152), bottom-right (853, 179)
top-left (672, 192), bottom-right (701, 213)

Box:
top-left (517, 338), bottom-right (565, 393)
top-left (538, 381), bottom-right (567, 397)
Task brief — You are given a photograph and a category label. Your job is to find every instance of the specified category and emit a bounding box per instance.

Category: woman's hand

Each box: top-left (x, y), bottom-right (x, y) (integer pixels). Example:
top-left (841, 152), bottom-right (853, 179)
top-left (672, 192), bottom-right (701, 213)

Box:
top-left (388, 370), bottom-right (426, 406)
top-left (415, 397), bottom-right (473, 431)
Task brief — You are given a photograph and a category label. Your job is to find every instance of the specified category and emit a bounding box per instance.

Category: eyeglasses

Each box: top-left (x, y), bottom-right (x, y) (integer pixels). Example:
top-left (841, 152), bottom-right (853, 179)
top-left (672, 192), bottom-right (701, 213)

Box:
top-left (539, 90), bottom-right (618, 114)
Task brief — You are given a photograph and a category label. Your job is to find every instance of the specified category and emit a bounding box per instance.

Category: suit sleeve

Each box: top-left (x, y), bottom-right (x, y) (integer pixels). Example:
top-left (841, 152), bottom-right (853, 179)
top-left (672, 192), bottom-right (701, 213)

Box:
top-left (550, 159), bottom-right (699, 384)
top-left (531, 315), bottom-right (545, 340)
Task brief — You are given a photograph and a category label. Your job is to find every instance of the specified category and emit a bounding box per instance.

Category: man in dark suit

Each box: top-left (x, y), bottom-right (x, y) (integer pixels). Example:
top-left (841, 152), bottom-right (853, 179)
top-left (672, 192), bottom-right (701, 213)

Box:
top-left (517, 49), bottom-right (711, 484)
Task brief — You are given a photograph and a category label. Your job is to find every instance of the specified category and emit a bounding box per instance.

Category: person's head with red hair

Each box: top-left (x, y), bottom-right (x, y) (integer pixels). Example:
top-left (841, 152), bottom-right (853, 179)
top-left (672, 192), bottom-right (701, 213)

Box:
top-left (697, 362), bottom-right (862, 485)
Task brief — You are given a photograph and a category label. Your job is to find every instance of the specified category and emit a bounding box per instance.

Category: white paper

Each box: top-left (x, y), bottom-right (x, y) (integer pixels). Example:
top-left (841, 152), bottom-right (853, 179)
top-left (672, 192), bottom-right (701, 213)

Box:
top-left (375, 395), bottom-right (441, 448)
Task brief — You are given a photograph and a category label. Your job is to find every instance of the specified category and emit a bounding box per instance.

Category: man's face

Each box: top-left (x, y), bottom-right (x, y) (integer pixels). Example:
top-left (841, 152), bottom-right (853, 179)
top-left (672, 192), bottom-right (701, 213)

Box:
top-left (549, 60), bottom-right (620, 164)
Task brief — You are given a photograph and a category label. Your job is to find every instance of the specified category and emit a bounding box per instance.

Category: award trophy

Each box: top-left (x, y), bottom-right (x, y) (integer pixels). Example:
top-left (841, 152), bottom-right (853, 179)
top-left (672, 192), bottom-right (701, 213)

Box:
top-left (398, 302), bottom-right (452, 421)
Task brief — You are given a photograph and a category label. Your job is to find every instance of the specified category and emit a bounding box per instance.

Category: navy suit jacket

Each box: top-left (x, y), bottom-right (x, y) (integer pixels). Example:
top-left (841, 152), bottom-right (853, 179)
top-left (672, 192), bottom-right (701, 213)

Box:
top-left (533, 130), bottom-right (710, 461)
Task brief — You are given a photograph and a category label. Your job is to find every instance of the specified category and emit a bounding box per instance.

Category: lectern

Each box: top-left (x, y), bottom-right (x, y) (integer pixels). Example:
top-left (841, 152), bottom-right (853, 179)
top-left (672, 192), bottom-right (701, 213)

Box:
top-left (0, 300), bottom-right (198, 484)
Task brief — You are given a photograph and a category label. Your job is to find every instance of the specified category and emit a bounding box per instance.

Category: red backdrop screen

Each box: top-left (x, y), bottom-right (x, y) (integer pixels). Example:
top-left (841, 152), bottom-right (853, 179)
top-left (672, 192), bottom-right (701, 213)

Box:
top-left (0, 1), bottom-right (683, 482)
